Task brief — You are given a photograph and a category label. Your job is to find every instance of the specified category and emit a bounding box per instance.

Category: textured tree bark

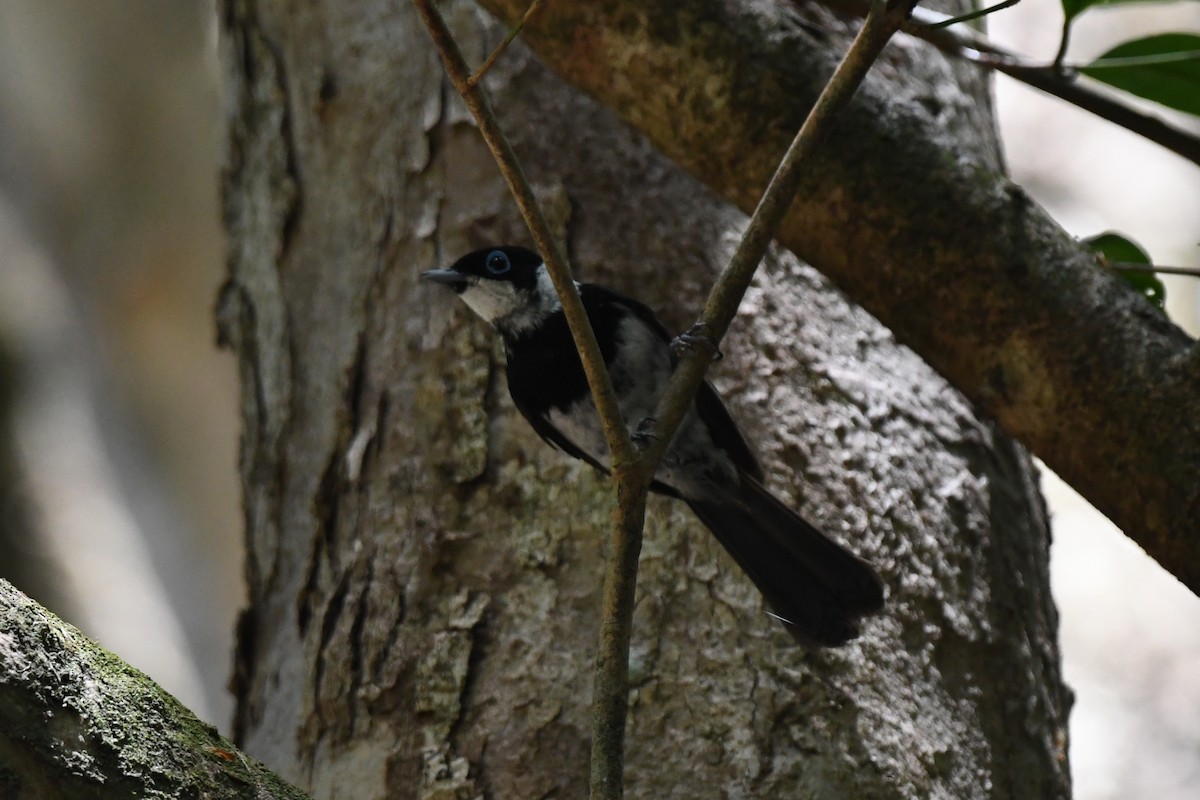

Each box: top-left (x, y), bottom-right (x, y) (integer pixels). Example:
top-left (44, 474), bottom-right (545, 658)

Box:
top-left (219, 1), bottom-right (1070, 797)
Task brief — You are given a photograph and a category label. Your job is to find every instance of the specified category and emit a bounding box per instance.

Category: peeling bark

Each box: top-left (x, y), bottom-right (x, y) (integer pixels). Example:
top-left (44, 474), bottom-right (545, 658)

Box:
top-left (220, 1), bottom-right (1070, 797)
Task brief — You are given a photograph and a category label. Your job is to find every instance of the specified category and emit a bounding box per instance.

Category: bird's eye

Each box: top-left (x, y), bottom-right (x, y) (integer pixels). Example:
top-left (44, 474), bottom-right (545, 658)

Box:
top-left (485, 250), bottom-right (511, 275)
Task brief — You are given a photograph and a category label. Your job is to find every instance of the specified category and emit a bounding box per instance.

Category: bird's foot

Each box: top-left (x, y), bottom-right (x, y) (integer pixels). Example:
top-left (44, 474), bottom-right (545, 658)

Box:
top-left (631, 416), bottom-right (659, 447)
top-left (671, 323), bottom-right (723, 361)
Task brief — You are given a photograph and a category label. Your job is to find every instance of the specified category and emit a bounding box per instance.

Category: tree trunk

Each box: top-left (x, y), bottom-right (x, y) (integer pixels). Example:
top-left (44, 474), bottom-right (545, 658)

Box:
top-left (219, 1), bottom-right (1070, 797)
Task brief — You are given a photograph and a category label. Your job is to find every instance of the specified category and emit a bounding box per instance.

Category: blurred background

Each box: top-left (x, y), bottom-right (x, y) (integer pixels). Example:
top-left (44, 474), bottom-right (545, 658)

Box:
top-left (0, 2), bottom-right (1196, 797)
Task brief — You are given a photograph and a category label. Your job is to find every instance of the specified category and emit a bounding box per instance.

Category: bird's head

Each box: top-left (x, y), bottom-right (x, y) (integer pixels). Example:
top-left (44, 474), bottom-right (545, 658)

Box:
top-left (421, 245), bottom-right (562, 335)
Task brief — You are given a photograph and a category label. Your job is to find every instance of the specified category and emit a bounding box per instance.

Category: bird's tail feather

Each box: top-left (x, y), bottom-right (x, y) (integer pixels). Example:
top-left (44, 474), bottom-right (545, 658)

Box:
top-left (685, 474), bottom-right (884, 647)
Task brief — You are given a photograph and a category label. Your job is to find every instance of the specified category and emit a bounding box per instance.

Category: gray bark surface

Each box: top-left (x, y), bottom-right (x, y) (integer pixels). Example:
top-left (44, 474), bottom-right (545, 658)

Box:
top-left (220, 1), bottom-right (1070, 797)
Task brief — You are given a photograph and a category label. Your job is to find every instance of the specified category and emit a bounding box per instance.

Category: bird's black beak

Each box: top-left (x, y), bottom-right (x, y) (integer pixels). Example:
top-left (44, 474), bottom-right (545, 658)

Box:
top-left (421, 269), bottom-right (468, 291)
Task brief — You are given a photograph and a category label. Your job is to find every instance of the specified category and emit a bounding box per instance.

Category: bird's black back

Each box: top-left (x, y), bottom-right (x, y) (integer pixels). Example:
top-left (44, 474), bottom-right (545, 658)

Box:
top-left (502, 283), bottom-right (762, 485)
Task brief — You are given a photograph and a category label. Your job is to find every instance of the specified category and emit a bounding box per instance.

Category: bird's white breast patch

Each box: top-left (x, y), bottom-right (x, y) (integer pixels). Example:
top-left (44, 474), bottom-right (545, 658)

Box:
top-left (459, 266), bottom-right (564, 337)
top-left (459, 280), bottom-right (523, 326)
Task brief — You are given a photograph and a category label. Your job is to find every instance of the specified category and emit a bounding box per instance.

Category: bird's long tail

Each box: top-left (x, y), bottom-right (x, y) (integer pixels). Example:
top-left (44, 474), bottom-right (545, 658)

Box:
top-left (685, 474), bottom-right (884, 647)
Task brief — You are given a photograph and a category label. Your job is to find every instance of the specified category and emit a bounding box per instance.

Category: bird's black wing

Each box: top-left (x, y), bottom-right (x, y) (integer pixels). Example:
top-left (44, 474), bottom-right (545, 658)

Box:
top-left (590, 284), bottom-right (764, 482)
top-left (502, 290), bottom-right (613, 476)
top-left (509, 390), bottom-right (612, 477)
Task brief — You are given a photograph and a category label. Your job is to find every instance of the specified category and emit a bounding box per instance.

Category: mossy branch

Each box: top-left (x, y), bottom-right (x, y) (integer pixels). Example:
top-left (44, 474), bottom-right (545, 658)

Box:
top-left (0, 579), bottom-right (310, 799)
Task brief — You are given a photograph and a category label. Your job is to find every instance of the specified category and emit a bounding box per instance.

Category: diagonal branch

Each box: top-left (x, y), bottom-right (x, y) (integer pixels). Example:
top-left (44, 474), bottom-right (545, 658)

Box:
top-left (412, 5), bottom-right (646, 799)
top-left (596, 4), bottom-right (918, 796)
top-left (636, 0), bottom-right (919, 482)
top-left (919, 0), bottom-right (1020, 31)
top-left (413, 0), bottom-right (635, 469)
top-left (468, 0), bottom-right (546, 86)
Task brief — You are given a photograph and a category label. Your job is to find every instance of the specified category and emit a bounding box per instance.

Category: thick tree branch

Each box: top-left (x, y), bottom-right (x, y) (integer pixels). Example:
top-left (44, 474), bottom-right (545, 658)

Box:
top-left (476, 0), bottom-right (1200, 595)
top-left (0, 579), bottom-right (308, 799)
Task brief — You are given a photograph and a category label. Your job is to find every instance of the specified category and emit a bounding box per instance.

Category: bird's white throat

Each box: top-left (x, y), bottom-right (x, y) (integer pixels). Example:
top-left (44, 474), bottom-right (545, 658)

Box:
top-left (459, 264), bottom-right (565, 335)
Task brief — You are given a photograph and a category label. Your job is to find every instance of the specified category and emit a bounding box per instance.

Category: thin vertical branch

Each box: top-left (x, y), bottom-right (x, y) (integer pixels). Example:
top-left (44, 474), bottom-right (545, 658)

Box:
top-left (1052, 14), bottom-right (1072, 72)
top-left (589, 477), bottom-right (650, 799)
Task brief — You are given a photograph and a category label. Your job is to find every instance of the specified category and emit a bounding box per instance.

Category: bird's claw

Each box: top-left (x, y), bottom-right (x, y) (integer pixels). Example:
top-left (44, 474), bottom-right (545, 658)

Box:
top-left (632, 416), bottom-right (659, 447)
top-left (671, 323), bottom-right (723, 361)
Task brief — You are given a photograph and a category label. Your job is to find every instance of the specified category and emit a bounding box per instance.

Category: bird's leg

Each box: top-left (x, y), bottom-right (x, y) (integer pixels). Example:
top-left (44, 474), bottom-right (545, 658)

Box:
top-left (671, 322), bottom-right (723, 361)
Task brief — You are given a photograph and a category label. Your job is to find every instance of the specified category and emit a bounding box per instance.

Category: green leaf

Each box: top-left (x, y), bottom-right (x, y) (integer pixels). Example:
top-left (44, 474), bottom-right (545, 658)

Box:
top-left (1062, 0), bottom-right (1176, 23)
top-left (1085, 232), bottom-right (1150, 264)
top-left (1083, 232), bottom-right (1166, 308)
top-left (1078, 33), bottom-right (1200, 116)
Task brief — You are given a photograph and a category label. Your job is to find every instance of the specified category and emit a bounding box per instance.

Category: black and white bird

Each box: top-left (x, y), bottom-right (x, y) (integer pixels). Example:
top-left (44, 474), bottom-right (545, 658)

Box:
top-left (422, 245), bottom-right (884, 646)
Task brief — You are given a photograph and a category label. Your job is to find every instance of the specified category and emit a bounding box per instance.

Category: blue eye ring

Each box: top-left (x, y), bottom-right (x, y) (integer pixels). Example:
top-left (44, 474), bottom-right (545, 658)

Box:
top-left (485, 249), bottom-right (511, 275)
